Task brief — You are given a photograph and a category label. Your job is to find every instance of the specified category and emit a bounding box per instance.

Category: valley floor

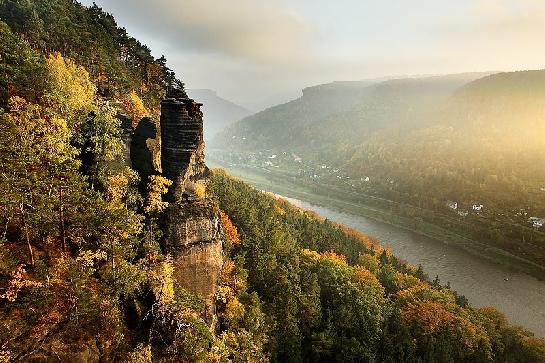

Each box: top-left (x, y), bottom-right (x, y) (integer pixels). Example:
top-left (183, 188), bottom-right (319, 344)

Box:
top-left (208, 159), bottom-right (545, 281)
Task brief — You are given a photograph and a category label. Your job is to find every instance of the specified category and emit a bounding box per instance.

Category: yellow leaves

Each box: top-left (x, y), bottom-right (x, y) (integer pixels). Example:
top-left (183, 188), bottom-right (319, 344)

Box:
top-left (122, 91), bottom-right (148, 128)
top-left (396, 283), bottom-right (456, 307)
top-left (5, 97), bottom-right (75, 165)
top-left (105, 168), bottom-right (138, 206)
top-left (357, 253), bottom-right (380, 273)
top-left (220, 211), bottom-right (241, 247)
top-left (301, 248), bottom-right (349, 266)
top-left (273, 204), bottom-right (285, 216)
top-left (301, 248), bottom-right (321, 262)
top-left (152, 255), bottom-right (175, 304)
top-left (0, 265), bottom-right (42, 302)
top-left (106, 174), bottom-right (129, 204)
top-left (127, 343), bottom-right (152, 363)
top-left (216, 259), bottom-right (249, 329)
top-left (145, 175), bottom-right (172, 214)
top-left (353, 265), bottom-right (380, 285)
top-left (146, 63), bottom-right (162, 81)
top-left (224, 298), bottom-right (245, 324)
top-left (7, 95), bottom-right (26, 111)
top-left (223, 260), bottom-right (246, 292)
top-left (76, 250), bottom-right (107, 270)
top-left (194, 181), bottom-right (206, 199)
top-left (216, 260), bottom-right (245, 306)
top-left (216, 285), bottom-right (233, 305)
top-left (394, 272), bottom-right (425, 291)
top-left (477, 306), bottom-right (507, 326)
top-left (0, 350), bottom-right (13, 362)
top-left (320, 250), bottom-right (347, 264)
top-left (139, 81), bottom-right (149, 94)
top-left (44, 52), bottom-right (95, 123)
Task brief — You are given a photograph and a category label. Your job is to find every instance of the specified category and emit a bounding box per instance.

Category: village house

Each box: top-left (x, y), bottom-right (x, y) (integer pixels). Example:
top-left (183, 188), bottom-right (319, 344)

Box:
top-left (472, 204), bottom-right (483, 211)
top-left (529, 217), bottom-right (545, 229)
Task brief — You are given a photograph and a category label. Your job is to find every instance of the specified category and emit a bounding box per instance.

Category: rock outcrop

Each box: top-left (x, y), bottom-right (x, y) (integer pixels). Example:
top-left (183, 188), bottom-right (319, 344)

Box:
top-left (131, 116), bottom-right (159, 189)
top-left (160, 98), bottom-right (207, 201)
top-left (160, 97), bottom-right (223, 327)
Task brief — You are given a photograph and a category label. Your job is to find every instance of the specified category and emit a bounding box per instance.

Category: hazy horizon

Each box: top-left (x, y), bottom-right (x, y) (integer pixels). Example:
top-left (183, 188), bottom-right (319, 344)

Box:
top-left (81, 0), bottom-right (545, 110)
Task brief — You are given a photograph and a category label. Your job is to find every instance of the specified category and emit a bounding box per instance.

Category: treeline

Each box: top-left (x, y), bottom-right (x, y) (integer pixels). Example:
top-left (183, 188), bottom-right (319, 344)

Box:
top-left (209, 170), bottom-right (545, 363)
top-left (0, 0), bottom-right (184, 113)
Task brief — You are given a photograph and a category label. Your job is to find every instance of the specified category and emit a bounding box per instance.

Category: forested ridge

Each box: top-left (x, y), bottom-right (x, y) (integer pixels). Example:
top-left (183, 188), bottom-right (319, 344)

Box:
top-left (212, 71), bottom-right (545, 274)
top-left (1, 0), bottom-right (545, 362)
top-left (0, 1), bottom-right (259, 360)
top-left (209, 170), bottom-right (545, 362)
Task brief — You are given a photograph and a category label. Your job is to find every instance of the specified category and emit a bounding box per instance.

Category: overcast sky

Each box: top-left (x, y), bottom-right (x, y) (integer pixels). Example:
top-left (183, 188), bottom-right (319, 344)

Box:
top-left (81, 0), bottom-right (545, 110)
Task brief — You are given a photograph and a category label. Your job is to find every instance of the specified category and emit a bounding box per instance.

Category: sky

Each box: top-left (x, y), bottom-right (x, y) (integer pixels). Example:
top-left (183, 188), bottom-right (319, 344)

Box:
top-left (81, 0), bottom-right (545, 110)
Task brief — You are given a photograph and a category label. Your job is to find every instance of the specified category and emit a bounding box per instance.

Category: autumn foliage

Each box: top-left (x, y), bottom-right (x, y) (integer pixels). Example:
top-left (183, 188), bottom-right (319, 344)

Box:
top-left (210, 170), bottom-right (545, 362)
top-left (122, 90), bottom-right (149, 128)
top-left (220, 211), bottom-right (241, 247)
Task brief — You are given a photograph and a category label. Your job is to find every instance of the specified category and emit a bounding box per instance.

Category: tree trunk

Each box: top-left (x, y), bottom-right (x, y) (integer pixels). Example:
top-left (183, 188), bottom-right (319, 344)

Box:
top-left (59, 187), bottom-right (66, 253)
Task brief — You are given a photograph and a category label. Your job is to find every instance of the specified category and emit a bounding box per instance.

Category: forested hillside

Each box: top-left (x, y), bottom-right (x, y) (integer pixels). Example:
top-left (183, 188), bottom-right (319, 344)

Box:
top-left (1, 0), bottom-right (545, 362)
top-left (0, 1), bottom-right (200, 360)
top-left (209, 170), bottom-right (545, 362)
top-left (211, 71), bottom-right (545, 274)
top-left (213, 73), bottom-right (488, 158)
top-left (0, 0), bottom-right (184, 114)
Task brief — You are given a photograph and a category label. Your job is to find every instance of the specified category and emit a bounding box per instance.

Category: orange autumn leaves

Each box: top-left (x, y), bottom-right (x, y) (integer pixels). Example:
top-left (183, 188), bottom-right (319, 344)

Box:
top-left (220, 211), bottom-right (241, 247)
top-left (402, 300), bottom-right (490, 353)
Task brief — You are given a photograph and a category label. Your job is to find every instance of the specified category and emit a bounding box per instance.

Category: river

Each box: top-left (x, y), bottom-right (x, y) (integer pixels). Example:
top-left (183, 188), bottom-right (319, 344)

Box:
top-left (281, 195), bottom-right (545, 338)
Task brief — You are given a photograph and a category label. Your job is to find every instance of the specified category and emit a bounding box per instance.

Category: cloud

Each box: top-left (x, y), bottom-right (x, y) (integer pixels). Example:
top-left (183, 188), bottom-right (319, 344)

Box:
top-left (473, 0), bottom-right (545, 35)
top-left (85, 0), bottom-right (545, 108)
top-left (104, 0), bottom-right (311, 62)
top-left (424, 0), bottom-right (545, 72)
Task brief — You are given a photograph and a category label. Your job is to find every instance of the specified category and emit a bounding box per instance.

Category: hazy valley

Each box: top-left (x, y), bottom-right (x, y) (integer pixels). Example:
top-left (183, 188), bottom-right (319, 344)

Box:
top-left (1, 0), bottom-right (545, 362)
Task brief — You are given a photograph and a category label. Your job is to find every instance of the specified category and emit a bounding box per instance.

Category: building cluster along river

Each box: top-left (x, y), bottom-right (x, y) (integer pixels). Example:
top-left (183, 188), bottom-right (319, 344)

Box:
top-left (281, 196), bottom-right (545, 338)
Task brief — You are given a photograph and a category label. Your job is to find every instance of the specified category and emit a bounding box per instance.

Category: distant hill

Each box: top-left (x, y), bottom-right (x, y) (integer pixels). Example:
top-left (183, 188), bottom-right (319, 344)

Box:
top-left (212, 73), bottom-right (491, 157)
top-left (187, 89), bottom-right (251, 142)
top-left (212, 70), bottom-right (545, 269)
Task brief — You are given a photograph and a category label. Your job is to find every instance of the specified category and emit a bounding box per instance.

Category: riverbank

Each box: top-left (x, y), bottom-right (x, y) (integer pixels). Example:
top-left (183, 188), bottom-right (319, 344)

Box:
top-left (209, 161), bottom-right (545, 281)
top-left (280, 195), bottom-right (545, 338)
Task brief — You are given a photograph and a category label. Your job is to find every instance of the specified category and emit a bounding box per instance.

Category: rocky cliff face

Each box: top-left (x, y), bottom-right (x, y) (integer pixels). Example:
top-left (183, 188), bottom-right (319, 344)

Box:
top-left (159, 97), bottom-right (223, 327)
top-left (160, 98), bottom-right (207, 201)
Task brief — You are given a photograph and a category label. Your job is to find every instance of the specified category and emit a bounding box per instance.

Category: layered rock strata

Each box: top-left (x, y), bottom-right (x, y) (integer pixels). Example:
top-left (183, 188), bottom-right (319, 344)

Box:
top-left (160, 97), bottom-right (223, 326)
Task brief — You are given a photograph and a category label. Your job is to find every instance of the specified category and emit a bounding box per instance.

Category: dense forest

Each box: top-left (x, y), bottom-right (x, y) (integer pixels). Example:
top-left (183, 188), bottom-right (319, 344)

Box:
top-left (211, 71), bottom-right (545, 274)
top-left (209, 170), bottom-right (545, 362)
top-left (1, 0), bottom-right (545, 361)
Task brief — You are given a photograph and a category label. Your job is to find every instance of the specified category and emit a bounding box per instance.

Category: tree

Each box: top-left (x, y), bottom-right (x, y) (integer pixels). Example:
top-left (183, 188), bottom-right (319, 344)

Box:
top-left (43, 52), bottom-right (95, 127)
top-left (0, 21), bottom-right (45, 106)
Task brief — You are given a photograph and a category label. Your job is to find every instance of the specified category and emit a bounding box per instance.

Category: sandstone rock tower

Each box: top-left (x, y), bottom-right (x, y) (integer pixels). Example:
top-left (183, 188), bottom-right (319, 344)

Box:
top-left (160, 97), bottom-right (207, 201)
top-left (160, 96), bottom-right (223, 326)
